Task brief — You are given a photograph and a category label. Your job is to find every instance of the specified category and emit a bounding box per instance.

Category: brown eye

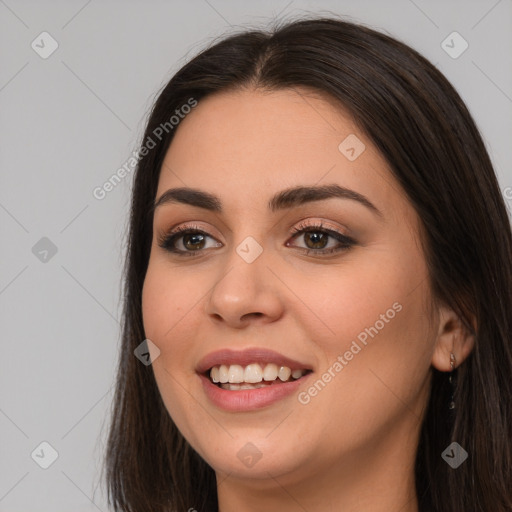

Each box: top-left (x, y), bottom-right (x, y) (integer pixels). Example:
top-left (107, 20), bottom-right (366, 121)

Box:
top-left (182, 232), bottom-right (206, 251)
top-left (303, 231), bottom-right (329, 250)
top-left (158, 225), bottom-right (222, 257)
top-left (157, 221), bottom-right (356, 258)
top-left (287, 221), bottom-right (356, 255)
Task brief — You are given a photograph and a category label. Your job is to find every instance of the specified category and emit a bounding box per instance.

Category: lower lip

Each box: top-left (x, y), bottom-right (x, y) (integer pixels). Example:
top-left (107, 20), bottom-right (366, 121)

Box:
top-left (198, 372), bottom-right (312, 412)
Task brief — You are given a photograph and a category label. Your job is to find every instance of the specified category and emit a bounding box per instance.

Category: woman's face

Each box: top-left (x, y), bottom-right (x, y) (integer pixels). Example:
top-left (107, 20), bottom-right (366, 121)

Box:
top-left (142, 88), bottom-right (439, 485)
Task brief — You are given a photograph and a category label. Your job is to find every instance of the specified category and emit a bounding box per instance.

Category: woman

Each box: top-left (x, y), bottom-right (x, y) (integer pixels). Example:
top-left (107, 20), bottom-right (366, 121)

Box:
top-left (104, 16), bottom-right (512, 512)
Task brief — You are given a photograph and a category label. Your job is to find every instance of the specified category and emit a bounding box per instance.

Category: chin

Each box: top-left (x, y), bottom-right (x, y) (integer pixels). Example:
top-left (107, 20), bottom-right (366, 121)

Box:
top-left (193, 433), bottom-right (310, 480)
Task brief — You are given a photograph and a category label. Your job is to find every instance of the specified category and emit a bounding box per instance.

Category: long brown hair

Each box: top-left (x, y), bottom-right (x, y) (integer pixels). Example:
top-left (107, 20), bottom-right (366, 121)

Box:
top-left (103, 16), bottom-right (512, 512)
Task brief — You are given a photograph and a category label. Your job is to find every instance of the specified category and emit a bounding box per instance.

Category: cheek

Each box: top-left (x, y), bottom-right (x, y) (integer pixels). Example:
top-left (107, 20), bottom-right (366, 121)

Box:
top-left (286, 251), bottom-right (414, 350)
top-left (142, 263), bottom-right (187, 392)
top-left (142, 260), bottom-right (198, 343)
top-left (141, 264), bottom-right (202, 445)
top-left (141, 259), bottom-right (206, 396)
top-left (292, 250), bottom-right (433, 416)
top-left (294, 297), bottom-right (432, 457)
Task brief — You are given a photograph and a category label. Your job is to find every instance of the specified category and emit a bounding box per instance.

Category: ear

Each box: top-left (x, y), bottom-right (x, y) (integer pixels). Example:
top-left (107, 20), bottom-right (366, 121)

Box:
top-left (431, 304), bottom-right (475, 372)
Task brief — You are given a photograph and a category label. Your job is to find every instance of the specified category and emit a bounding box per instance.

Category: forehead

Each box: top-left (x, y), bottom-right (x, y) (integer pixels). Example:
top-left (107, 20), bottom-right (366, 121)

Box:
top-left (161, 87), bottom-right (362, 173)
top-left (156, 87), bottom-right (409, 225)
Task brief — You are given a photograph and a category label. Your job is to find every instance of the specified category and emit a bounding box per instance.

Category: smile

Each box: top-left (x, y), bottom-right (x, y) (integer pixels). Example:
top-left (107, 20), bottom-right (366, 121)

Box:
top-left (196, 347), bottom-right (314, 411)
top-left (209, 363), bottom-right (310, 390)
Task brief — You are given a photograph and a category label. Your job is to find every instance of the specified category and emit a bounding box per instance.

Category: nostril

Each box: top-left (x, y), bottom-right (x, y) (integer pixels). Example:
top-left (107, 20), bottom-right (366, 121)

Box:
top-left (241, 312), bottom-right (263, 321)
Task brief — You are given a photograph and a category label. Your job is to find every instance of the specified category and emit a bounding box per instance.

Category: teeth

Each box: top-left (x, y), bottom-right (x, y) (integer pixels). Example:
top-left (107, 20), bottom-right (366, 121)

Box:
top-left (218, 365), bottom-right (229, 383)
top-left (209, 363), bottom-right (308, 384)
top-left (278, 366), bottom-right (291, 381)
top-left (291, 369), bottom-right (303, 379)
top-left (228, 364), bottom-right (244, 383)
top-left (220, 382), bottom-right (270, 390)
top-left (244, 363), bottom-right (263, 383)
top-left (262, 363), bottom-right (278, 381)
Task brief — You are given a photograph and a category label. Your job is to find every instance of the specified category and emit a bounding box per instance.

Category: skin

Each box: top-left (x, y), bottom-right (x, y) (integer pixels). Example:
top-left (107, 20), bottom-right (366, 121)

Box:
top-left (141, 87), bottom-right (475, 512)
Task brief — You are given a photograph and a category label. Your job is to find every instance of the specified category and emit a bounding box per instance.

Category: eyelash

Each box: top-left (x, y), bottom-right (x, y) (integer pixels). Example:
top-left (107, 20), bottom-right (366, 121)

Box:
top-left (157, 221), bottom-right (356, 258)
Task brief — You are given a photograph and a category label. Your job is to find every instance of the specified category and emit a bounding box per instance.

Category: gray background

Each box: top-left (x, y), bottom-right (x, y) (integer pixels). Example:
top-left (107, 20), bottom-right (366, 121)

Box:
top-left (0, 0), bottom-right (511, 510)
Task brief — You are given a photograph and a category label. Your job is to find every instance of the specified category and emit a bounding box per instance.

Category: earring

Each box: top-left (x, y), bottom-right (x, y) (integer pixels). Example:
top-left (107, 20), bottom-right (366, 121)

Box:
top-left (448, 352), bottom-right (456, 410)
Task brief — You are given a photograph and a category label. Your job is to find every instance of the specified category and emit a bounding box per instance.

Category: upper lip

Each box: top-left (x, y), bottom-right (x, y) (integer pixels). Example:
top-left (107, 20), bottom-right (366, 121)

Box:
top-left (196, 347), bottom-right (313, 374)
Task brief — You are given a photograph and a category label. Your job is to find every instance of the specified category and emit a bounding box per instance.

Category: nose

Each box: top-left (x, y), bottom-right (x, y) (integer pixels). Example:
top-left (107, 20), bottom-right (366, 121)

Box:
top-left (204, 247), bottom-right (285, 329)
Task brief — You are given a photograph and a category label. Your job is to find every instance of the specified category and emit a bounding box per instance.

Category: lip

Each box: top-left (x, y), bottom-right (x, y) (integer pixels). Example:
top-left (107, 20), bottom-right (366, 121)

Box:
top-left (198, 371), bottom-right (313, 411)
top-left (195, 347), bottom-right (313, 375)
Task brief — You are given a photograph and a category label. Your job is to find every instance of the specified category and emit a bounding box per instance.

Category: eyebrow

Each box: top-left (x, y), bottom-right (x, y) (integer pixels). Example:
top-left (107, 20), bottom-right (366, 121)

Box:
top-left (152, 184), bottom-right (383, 217)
